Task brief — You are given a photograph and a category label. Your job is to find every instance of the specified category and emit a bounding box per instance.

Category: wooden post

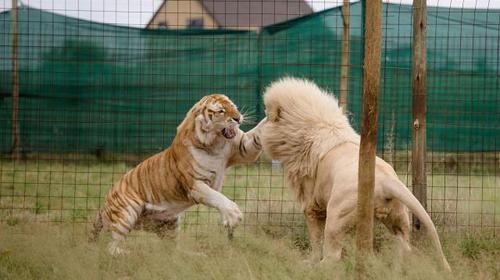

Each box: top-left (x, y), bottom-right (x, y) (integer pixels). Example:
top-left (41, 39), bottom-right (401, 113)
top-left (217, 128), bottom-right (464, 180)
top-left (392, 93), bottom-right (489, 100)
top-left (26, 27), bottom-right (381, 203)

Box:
top-left (356, 0), bottom-right (382, 277)
top-left (11, 0), bottom-right (21, 160)
top-left (411, 0), bottom-right (427, 231)
top-left (339, 0), bottom-right (350, 109)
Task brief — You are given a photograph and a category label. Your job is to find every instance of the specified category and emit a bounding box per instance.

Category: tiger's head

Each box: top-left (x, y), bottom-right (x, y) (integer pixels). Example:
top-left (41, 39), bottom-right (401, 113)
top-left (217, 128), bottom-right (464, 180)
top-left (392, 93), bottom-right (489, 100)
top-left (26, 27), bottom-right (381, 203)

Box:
top-left (179, 94), bottom-right (243, 146)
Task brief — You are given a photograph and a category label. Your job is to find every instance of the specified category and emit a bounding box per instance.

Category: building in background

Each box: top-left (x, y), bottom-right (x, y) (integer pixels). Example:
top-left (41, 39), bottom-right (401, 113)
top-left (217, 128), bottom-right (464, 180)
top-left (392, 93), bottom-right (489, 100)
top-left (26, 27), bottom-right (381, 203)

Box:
top-left (146, 0), bottom-right (313, 30)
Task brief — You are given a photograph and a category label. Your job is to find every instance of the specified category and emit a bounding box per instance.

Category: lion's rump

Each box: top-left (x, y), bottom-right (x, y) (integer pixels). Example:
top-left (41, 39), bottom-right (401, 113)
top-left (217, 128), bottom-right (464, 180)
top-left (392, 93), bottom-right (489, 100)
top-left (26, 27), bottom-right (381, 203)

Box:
top-left (261, 78), bottom-right (360, 198)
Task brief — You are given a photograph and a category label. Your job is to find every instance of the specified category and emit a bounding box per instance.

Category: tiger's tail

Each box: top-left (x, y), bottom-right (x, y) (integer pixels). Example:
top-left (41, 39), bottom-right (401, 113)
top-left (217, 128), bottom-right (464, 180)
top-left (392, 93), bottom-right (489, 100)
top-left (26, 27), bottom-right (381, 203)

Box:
top-left (88, 210), bottom-right (104, 243)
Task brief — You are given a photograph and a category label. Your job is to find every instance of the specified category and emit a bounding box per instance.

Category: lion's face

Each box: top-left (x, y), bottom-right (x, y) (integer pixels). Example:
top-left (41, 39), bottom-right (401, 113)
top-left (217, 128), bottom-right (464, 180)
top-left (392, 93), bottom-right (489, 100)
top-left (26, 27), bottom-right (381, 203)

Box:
top-left (196, 94), bottom-right (242, 140)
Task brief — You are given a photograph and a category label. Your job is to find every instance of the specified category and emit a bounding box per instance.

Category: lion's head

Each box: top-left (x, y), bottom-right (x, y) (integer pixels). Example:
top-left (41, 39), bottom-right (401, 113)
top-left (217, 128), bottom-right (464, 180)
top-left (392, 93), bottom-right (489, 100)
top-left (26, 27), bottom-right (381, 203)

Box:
top-left (178, 94), bottom-right (243, 146)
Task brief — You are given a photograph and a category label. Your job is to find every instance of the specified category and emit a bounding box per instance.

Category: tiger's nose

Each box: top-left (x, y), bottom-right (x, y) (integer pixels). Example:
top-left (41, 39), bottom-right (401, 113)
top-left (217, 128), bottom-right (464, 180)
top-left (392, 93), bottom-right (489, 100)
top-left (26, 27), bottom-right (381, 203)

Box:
top-left (232, 116), bottom-right (241, 124)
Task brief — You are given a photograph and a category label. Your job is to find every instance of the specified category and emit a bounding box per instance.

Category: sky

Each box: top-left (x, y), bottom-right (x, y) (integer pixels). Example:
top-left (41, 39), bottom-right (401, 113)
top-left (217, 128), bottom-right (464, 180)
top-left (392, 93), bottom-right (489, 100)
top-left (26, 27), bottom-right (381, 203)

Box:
top-left (0, 0), bottom-right (498, 27)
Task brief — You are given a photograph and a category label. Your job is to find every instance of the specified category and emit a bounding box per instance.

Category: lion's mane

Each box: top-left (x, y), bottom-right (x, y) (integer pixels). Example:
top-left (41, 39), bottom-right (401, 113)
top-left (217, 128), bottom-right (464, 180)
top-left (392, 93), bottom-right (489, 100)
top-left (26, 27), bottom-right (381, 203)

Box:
top-left (262, 77), bottom-right (360, 202)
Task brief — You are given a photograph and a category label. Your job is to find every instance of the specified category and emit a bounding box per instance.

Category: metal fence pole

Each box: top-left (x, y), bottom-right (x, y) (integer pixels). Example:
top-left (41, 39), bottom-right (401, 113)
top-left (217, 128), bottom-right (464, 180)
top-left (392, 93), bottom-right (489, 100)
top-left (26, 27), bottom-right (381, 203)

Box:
top-left (411, 0), bottom-right (428, 231)
top-left (356, 0), bottom-right (382, 277)
top-left (11, 0), bottom-right (21, 160)
top-left (339, 0), bottom-right (350, 109)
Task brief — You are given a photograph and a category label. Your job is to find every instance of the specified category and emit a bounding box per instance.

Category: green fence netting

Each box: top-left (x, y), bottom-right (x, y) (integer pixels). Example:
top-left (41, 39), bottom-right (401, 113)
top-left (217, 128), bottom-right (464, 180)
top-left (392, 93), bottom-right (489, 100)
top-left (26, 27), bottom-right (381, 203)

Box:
top-left (1, 2), bottom-right (498, 155)
top-left (0, 7), bottom-right (259, 154)
top-left (260, 2), bottom-right (499, 152)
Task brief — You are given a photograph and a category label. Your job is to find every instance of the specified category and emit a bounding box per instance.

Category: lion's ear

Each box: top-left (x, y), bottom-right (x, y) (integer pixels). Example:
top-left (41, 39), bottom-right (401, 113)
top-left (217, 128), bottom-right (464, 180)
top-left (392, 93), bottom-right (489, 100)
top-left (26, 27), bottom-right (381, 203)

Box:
top-left (266, 106), bottom-right (281, 122)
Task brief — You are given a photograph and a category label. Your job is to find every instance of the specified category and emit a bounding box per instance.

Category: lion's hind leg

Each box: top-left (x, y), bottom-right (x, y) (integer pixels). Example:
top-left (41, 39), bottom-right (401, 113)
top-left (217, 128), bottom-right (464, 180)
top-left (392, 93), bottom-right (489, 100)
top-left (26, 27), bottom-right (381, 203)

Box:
top-left (322, 200), bottom-right (357, 263)
top-left (378, 199), bottom-right (412, 257)
top-left (304, 206), bottom-right (326, 262)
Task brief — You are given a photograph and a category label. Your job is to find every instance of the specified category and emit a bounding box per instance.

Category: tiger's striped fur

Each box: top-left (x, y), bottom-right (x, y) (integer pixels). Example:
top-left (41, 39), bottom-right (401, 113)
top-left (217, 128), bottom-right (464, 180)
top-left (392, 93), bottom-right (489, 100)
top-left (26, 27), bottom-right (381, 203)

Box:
top-left (89, 94), bottom-right (265, 255)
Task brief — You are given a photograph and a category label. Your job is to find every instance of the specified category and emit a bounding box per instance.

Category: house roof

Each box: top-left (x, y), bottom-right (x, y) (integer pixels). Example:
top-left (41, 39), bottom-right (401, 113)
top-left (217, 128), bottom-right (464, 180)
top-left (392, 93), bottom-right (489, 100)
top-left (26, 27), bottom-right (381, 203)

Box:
top-left (200, 0), bottom-right (313, 28)
top-left (147, 0), bottom-right (313, 29)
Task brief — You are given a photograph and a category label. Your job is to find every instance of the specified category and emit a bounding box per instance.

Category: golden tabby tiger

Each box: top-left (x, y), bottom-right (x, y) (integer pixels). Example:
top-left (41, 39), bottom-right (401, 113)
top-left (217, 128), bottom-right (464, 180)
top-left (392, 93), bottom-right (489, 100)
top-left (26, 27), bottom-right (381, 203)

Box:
top-left (89, 94), bottom-right (266, 255)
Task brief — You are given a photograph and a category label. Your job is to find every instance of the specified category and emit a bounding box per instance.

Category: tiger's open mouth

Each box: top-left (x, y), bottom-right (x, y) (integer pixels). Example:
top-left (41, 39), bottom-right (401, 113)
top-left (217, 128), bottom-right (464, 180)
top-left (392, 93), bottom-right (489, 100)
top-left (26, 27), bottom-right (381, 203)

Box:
top-left (222, 127), bottom-right (236, 139)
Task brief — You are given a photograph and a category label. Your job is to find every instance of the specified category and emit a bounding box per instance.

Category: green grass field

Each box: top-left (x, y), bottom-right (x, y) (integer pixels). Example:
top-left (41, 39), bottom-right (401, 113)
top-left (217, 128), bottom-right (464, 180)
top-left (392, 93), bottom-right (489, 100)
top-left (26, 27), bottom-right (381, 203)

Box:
top-left (0, 158), bottom-right (499, 279)
top-left (0, 223), bottom-right (498, 280)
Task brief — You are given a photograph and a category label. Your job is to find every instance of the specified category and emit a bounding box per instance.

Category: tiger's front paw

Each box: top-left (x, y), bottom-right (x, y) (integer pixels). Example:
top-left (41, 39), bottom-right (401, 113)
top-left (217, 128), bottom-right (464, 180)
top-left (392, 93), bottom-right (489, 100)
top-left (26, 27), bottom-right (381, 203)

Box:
top-left (220, 201), bottom-right (243, 229)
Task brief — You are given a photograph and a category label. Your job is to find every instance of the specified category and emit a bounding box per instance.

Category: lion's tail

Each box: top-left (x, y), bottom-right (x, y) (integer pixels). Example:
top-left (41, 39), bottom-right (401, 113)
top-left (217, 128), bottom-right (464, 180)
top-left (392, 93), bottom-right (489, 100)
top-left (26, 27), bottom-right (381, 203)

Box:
top-left (383, 179), bottom-right (452, 272)
top-left (88, 210), bottom-right (104, 243)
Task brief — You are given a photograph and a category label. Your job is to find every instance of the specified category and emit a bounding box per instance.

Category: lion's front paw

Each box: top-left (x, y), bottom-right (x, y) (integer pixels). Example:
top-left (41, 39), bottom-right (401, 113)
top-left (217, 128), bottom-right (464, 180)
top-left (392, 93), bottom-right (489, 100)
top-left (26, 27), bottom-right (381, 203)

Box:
top-left (220, 201), bottom-right (243, 229)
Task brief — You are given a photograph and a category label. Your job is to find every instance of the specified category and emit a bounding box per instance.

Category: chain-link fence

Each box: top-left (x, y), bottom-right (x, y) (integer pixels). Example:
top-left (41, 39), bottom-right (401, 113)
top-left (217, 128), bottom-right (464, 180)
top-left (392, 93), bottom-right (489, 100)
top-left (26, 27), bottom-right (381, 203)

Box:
top-left (1, 1), bottom-right (498, 237)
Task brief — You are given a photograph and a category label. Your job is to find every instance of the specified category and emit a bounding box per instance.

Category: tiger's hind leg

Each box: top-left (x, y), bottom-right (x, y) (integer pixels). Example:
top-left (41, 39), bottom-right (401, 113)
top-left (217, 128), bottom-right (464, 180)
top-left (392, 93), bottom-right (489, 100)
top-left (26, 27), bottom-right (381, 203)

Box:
top-left (136, 212), bottom-right (180, 240)
top-left (105, 205), bottom-right (144, 256)
top-left (88, 210), bottom-right (104, 243)
top-left (138, 214), bottom-right (206, 257)
top-left (108, 231), bottom-right (128, 256)
top-left (153, 217), bottom-right (180, 240)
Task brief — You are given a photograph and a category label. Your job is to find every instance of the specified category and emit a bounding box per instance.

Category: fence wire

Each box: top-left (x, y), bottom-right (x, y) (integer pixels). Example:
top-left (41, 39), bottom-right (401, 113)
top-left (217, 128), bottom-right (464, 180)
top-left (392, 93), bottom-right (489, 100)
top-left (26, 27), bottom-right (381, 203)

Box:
top-left (0, 1), bottom-right (498, 237)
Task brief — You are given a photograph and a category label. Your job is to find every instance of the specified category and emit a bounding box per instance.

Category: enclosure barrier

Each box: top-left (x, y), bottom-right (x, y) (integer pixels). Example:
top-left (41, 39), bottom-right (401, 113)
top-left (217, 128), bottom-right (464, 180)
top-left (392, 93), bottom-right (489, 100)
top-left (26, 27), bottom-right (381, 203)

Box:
top-left (0, 2), bottom-right (498, 236)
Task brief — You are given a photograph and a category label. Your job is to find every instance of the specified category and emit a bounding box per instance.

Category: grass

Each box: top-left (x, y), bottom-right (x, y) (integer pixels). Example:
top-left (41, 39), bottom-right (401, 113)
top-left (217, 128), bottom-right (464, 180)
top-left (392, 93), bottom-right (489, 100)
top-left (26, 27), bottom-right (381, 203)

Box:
top-left (0, 157), bottom-right (498, 279)
top-left (0, 222), bottom-right (499, 280)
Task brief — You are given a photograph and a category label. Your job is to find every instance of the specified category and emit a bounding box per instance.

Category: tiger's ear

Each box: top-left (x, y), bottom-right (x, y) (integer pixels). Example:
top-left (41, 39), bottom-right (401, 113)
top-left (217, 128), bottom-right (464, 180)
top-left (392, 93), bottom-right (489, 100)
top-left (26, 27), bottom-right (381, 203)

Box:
top-left (193, 111), bottom-right (216, 145)
top-left (200, 115), bottom-right (213, 132)
top-left (191, 105), bottom-right (203, 117)
top-left (193, 107), bottom-right (213, 132)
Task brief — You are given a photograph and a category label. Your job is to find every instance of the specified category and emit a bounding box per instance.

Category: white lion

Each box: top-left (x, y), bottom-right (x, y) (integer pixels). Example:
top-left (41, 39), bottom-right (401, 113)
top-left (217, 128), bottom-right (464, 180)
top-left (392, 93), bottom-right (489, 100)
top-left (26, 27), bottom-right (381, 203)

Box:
top-left (261, 77), bottom-right (451, 271)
